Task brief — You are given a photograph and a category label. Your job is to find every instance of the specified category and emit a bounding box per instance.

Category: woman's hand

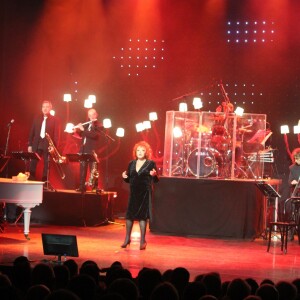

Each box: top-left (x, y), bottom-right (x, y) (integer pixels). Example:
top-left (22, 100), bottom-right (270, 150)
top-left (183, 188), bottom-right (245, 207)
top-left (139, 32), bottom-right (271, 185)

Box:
top-left (150, 169), bottom-right (157, 177)
top-left (122, 171), bottom-right (128, 179)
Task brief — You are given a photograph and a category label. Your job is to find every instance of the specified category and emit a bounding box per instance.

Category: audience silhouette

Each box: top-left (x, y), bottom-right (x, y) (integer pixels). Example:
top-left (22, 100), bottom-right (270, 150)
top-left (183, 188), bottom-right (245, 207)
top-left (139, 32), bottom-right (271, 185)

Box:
top-left (0, 256), bottom-right (300, 300)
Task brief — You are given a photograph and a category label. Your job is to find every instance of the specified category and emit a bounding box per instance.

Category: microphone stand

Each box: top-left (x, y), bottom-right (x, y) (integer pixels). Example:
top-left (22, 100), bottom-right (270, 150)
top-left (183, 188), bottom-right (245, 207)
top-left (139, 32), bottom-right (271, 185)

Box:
top-left (5, 124), bottom-right (12, 156)
top-left (1, 123), bottom-right (13, 226)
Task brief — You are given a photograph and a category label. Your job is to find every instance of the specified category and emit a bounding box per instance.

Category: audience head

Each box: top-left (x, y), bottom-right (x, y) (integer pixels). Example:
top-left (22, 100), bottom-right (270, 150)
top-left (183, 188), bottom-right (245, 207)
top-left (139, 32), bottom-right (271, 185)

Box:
top-left (64, 259), bottom-right (78, 278)
top-left (162, 269), bottom-right (173, 282)
top-left (245, 278), bottom-right (259, 295)
top-left (31, 263), bottom-right (55, 291)
top-left (292, 278), bottom-right (300, 296)
top-left (199, 296), bottom-right (218, 300)
top-left (275, 281), bottom-right (297, 300)
top-left (261, 279), bottom-right (275, 286)
top-left (201, 272), bottom-right (222, 298)
top-left (108, 278), bottom-right (139, 300)
top-left (244, 296), bottom-right (262, 300)
top-left (79, 263), bottom-right (101, 285)
top-left (25, 284), bottom-right (50, 300)
top-left (12, 255), bottom-right (32, 292)
top-left (182, 281), bottom-right (206, 300)
top-left (256, 283), bottom-right (279, 300)
top-left (45, 289), bottom-right (80, 300)
top-left (226, 278), bottom-right (251, 300)
top-left (53, 265), bottom-right (70, 289)
top-left (68, 274), bottom-right (97, 300)
top-left (137, 267), bottom-right (162, 299)
top-left (106, 267), bottom-right (132, 287)
top-left (150, 281), bottom-right (179, 300)
top-left (170, 267), bottom-right (190, 297)
top-left (0, 273), bottom-right (12, 288)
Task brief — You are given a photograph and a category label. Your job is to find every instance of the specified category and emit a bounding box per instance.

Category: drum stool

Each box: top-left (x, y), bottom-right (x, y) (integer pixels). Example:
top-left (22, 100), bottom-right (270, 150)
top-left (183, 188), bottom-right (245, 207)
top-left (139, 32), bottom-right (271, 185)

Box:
top-left (267, 221), bottom-right (299, 254)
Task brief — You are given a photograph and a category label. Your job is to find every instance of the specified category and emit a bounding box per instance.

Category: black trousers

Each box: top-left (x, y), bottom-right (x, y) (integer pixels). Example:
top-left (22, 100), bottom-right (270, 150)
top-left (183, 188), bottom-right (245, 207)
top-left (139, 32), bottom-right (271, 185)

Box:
top-left (29, 138), bottom-right (49, 180)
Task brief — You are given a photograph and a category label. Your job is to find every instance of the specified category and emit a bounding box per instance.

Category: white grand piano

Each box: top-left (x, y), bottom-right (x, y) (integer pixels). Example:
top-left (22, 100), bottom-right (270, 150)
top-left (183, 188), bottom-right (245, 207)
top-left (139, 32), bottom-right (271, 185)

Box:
top-left (0, 177), bottom-right (43, 239)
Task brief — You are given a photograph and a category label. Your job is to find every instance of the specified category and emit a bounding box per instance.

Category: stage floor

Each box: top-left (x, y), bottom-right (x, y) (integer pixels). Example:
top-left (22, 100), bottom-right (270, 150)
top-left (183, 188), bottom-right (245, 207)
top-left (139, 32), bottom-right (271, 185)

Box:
top-left (1, 219), bottom-right (300, 284)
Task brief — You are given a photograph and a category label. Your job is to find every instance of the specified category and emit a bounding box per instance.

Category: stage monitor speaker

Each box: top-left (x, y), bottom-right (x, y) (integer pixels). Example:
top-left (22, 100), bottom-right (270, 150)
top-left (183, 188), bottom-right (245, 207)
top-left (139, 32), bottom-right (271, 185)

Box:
top-left (41, 233), bottom-right (79, 262)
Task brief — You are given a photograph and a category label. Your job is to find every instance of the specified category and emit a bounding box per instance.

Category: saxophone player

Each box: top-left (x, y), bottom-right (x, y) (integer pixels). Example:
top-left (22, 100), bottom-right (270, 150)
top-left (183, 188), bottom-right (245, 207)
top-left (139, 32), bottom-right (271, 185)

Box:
top-left (73, 108), bottom-right (102, 192)
top-left (28, 101), bottom-right (60, 181)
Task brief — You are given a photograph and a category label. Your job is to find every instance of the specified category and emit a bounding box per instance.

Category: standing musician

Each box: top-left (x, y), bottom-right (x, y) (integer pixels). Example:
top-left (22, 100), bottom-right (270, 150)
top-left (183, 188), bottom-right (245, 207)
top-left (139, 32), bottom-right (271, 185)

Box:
top-left (73, 108), bottom-right (102, 193)
top-left (28, 100), bottom-right (60, 181)
top-left (289, 148), bottom-right (300, 193)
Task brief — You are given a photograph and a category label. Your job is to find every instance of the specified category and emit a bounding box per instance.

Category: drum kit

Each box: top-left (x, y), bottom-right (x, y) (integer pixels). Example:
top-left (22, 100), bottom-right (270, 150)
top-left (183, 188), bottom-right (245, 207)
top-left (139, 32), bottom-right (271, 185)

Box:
top-left (171, 122), bottom-right (261, 179)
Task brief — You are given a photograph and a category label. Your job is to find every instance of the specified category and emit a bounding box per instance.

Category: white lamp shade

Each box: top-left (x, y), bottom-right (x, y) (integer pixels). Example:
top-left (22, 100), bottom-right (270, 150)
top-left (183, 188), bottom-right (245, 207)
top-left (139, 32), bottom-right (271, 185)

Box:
top-left (235, 106), bottom-right (244, 116)
top-left (103, 118), bottom-right (112, 128)
top-left (84, 99), bottom-right (93, 108)
top-left (116, 127), bottom-right (125, 137)
top-left (136, 122), bottom-right (144, 132)
top-left (280, 125), bottom-right (289, 134)
top-left (143, 120), bottom-right (151, 129)
top-left (50, 110), bottom-right (55, 116)
top-left (88, 95), bottom-right (96, 103)
top-left (193, 97), bottom-right (203, 109)
top-left (294, 125), bottom-right (300, 134)
top-left (149, 112), bottom-right (158, 121)
top-left (64, 123), bottom-right (74, 133)
top-left (179, 102), bottom-right (188, 112)
top-left (63, 94), bottom-right (72, 102)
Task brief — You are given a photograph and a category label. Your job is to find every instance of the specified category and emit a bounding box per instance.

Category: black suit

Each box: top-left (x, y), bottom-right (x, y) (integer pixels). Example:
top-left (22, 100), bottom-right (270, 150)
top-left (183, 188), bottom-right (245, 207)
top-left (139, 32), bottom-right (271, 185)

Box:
top-left (28, 114), bottom-right (60, 180)
top-left (77, 121), bottom-right (102, 190)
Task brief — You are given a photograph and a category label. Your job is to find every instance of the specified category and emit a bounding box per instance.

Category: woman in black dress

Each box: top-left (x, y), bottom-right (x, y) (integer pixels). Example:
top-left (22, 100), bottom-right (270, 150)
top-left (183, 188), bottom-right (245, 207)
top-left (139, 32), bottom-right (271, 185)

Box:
top-left (121, 141), bottom-right (159, 250)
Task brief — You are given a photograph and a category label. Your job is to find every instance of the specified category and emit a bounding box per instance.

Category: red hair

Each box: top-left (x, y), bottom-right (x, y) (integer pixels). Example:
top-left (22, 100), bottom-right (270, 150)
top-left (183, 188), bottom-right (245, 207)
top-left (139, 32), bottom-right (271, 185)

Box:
top-left (132, 141), bottom-right (153, 160)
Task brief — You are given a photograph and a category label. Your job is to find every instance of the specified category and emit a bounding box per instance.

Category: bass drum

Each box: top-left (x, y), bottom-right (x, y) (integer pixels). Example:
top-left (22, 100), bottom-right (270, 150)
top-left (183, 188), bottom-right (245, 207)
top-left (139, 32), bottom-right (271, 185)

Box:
top-left (188, 147), bottom-right (221, 177)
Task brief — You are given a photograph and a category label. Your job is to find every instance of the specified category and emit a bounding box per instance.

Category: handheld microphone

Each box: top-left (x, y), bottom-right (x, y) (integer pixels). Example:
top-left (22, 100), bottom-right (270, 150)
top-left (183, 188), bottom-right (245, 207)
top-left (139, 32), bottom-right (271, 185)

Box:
top-left (7, 119), bottom-right (15, 127)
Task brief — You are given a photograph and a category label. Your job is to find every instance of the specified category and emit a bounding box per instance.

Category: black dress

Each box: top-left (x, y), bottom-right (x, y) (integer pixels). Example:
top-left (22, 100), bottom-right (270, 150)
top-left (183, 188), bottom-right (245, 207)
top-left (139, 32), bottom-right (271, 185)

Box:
top-left (124, 159), bottom-right (159, 220)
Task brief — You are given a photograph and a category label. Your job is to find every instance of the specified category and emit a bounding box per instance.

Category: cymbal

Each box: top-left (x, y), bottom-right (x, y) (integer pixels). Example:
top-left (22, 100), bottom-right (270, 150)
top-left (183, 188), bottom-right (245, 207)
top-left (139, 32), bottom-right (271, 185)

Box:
top-left (197, 125), bottom-right (210, 133)
top-left (238, 128), bottom-right (252, 133)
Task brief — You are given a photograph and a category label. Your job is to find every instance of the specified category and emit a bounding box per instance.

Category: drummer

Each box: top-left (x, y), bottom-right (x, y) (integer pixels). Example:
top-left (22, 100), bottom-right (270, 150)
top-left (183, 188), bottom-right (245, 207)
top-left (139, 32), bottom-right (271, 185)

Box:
top-left (211, 101), bottom-right (234, 152)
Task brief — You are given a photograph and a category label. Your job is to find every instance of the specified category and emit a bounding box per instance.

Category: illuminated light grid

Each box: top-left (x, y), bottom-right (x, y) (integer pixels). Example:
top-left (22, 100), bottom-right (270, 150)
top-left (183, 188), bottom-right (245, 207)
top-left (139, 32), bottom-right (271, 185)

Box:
top-left (195, 83), bottom-right (264, 110)
top-left (113, 38), bottom-right (166, 76)
top-left (226, 20), bottom-right (276, 44)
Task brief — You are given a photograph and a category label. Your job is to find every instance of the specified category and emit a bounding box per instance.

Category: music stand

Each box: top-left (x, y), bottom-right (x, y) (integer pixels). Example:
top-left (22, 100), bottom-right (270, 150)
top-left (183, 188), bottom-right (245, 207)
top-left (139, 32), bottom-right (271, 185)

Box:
top-left (255, 182), bottom-right (281, 198)
top-left (66, 153), bottom-right (100, 193)
top-left (256, 181), bottom-right (281, 239)
top-left (11, 151), bottom-right (41, 174)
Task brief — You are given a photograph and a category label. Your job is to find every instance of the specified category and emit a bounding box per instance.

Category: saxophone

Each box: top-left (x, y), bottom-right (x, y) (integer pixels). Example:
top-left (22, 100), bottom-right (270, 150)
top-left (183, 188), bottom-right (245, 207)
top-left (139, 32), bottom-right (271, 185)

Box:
top-left (45, 133), bottom-right (66, 179)
top-left (87, 151), bottom-right (99, 190)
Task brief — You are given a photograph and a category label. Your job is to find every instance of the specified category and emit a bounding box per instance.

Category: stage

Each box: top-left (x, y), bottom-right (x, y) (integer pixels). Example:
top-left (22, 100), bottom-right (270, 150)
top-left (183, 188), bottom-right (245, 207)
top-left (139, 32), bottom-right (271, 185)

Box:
top-left (1, 176), bottom-right (296, 285)
top-left (13, 177), bottom-right (280, 240)
top-left (1, 220), bottom-right (300, 284)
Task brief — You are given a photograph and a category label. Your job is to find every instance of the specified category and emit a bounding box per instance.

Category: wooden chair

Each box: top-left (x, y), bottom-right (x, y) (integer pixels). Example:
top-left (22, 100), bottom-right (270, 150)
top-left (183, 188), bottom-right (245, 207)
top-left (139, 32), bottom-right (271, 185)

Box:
top-left (267, 196), bottom-right (300, 254)
top-left (267, 221), bottom-right (298, 254)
